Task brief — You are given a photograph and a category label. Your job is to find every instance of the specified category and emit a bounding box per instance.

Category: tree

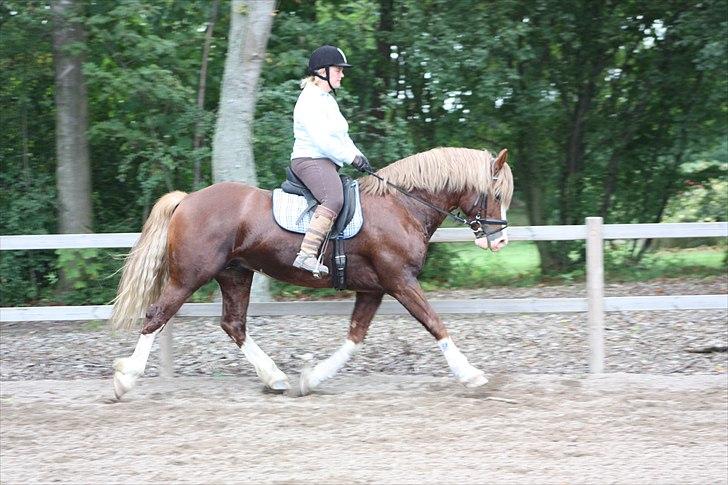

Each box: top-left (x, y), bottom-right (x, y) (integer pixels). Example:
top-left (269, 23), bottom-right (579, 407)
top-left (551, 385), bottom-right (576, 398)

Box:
top-left (193, 0), bottom-right (221, 189)
top-left (52, 0), bottom-right (94, 295)
top-left (2, 0), bottom-right (725, 305)
top-left (212, 0), bottom-right (275, 299)
top-left (52, 0), bottom-right (92, 234)
top-left (212, 0), bottom-right (275, 184)
top-left (0, 2), bottom-right (58, 305)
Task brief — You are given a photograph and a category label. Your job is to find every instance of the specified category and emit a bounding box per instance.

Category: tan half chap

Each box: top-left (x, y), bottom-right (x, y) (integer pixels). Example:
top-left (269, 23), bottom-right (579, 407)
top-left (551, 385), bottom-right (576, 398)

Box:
top-left (290, 157), bottom-right (343, 275)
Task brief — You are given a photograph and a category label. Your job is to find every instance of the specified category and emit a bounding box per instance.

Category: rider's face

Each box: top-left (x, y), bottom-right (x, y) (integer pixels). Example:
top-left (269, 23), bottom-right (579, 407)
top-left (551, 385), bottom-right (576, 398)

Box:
top-left (318, 66), bottom-right (344, 91)
top-left (329, 66), bottom-right (344, 88)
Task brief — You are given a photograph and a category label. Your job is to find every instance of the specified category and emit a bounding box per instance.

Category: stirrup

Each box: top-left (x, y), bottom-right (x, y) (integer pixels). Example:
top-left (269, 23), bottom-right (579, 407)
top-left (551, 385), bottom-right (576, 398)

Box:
top-left (293, 251), bottom-right (329, 278)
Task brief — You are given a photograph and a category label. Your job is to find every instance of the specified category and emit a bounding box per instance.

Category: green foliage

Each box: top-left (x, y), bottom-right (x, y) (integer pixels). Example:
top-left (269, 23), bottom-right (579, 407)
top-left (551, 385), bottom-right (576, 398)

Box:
top-left (55, 249), bottom-right (102, 289)
top-left (0, 251), bottom-right (55, 305)
top-left (83, 0), bottom-right (221, 221)
top-left (664, 153), bottom-right (728, 224)
top-left (51, 249), bottom-right (125, 305)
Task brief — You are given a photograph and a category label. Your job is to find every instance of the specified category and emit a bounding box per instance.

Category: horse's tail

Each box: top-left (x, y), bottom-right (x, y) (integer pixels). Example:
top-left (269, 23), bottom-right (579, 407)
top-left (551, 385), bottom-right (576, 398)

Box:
top-left (110, 190), bottom-right (188, 331)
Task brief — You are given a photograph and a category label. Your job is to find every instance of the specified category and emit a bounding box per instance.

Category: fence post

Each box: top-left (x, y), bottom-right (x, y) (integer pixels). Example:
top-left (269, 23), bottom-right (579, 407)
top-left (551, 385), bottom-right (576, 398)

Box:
top-left (586, 217), bottom-right (605, 373)
top-left (158, 324), bottom-right (174, 378)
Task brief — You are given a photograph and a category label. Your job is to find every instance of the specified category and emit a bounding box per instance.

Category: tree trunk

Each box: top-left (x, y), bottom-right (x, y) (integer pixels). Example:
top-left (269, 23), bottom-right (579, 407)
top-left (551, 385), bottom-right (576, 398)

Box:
top-left (373, 0), bottom-right (394, 121)
top-left (52, 0), bottom-right (92, 234)
top-left (193, 0), bottom-right (220, 189)
top-left (212, 0), bottom-right (275, 300)
top-left (52, 0), bottom-right (93, 295)
top-left (212, 0), bottom-right (274, 184)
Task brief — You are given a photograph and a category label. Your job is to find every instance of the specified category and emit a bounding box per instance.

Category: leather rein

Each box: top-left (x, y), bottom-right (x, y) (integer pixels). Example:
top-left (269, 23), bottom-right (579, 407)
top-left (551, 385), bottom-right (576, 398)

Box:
top-left (361, 167), bottom-right (508, 240)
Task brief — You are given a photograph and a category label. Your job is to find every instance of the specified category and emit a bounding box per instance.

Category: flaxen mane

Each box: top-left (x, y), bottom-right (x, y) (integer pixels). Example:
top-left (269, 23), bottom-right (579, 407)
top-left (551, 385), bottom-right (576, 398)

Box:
top-left (359, 147), bottom-right (513, 207)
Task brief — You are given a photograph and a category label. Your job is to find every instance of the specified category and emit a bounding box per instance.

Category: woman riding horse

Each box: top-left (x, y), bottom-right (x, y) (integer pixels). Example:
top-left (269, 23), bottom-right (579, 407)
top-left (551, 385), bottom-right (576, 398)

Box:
top-left (110, 146), bottom-right (513, 399)
top-left (290, 45), bottom-right (372, 276)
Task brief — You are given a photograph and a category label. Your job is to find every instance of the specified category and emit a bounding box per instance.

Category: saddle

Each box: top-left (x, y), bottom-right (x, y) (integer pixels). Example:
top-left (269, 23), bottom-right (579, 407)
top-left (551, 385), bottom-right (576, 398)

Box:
top-left (272, 167), bottom-right (364, 290)
top-left (280, 167), bottom-right (359, 236)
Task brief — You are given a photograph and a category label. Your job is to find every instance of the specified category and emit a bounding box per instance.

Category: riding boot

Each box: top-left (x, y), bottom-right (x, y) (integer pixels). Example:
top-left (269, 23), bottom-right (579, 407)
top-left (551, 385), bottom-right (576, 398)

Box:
top-left (293, 205), bottom-right (336, 277)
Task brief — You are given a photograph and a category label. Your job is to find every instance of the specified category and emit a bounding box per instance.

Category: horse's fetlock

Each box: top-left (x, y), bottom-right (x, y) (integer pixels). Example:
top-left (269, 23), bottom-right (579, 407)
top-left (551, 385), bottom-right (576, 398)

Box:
top-left (221, 320), bottom-right (246, 346)
top-left (114, 357), bottom-right (143, 377)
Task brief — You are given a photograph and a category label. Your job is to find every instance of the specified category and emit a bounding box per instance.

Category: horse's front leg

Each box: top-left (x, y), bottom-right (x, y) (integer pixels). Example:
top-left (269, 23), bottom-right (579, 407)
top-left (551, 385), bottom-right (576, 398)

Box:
top-left (216, 268), bottom-right (289, 391)
top-left (390, 279), bottom-right (488, 388)
top-left (299, 291), bottom-right (384, 395)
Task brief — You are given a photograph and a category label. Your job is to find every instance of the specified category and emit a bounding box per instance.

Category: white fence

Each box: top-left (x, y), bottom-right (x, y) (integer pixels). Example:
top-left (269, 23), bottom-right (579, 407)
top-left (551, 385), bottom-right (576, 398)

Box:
top-left (1, 219), bottom-right (726, 376)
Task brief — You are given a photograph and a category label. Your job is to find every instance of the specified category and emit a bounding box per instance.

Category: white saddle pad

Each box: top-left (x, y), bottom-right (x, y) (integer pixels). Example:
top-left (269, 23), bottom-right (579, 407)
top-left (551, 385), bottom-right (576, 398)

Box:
top-left (271, 184), bottom-right (364, 239)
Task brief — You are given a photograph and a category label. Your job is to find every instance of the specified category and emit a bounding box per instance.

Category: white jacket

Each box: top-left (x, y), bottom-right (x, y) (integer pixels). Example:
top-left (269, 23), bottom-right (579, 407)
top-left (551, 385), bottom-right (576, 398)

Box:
top-left (290, 84), bottom-right (362, 166)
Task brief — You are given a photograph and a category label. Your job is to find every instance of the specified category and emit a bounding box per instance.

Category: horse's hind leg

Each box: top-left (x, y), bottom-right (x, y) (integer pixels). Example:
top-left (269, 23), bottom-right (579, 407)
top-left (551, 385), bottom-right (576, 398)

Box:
top-left (300, 291), bottom-right (384, 395)
top-left (113, 283), bottom-right (193, 399)
top-left (216, 267), bottom-right (290, 391)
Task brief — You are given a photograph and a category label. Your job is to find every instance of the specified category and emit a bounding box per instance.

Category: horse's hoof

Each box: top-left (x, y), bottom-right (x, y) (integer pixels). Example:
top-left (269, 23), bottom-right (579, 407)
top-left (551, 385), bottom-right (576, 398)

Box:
top-left (268, 378), bottom-right (291, 391)
top-left (299, 367), bottom-right (314, 396)
top-left (461, 371), bottom-right (489, 388)
top-left (113, 371), bottom-right (136, 400)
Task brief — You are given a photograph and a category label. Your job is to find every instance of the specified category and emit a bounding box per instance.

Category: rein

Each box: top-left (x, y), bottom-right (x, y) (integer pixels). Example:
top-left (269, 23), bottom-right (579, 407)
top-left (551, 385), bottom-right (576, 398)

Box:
top-left (361, 167), bottom-right (508, 239)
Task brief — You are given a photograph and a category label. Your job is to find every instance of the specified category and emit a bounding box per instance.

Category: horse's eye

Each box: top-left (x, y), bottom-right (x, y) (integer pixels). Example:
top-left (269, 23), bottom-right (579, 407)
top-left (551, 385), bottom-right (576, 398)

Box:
top-left (495, 194), bottom-right (502, 202)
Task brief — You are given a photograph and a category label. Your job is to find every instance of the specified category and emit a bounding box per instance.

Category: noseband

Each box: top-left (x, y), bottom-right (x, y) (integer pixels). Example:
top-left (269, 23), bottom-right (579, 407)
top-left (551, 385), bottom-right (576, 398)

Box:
top-left (361, 167), bottom-right (508, 240)
top-left (465, 192), bottom-right (508, 241)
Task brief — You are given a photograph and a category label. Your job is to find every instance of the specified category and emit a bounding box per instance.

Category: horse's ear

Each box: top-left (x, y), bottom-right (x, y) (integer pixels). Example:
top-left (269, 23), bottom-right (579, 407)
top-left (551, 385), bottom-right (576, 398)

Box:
top-left (494, 149), bottom-right (508, 171)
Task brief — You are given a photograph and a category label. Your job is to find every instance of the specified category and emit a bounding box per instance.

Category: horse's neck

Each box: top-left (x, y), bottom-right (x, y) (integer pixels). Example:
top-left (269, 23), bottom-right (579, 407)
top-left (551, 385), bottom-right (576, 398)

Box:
top-left (400, 188), bottom-right (458, 239)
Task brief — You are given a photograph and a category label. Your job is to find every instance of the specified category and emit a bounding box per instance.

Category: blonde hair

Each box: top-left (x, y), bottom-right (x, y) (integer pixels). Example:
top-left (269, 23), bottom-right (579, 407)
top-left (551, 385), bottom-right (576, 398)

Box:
top-left (300, 75), bottom-right (317, 89)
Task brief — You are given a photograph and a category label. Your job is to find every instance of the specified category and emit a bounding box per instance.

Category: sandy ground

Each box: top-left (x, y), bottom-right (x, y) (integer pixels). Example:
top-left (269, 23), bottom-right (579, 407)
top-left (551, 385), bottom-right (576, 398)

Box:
top-left (1, 373), bottom-right (726, 484)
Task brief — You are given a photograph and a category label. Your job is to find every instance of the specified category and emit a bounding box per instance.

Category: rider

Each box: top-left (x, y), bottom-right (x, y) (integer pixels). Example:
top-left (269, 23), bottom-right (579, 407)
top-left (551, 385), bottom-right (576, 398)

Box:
top-left (290, 45), bottom-right (371, 276)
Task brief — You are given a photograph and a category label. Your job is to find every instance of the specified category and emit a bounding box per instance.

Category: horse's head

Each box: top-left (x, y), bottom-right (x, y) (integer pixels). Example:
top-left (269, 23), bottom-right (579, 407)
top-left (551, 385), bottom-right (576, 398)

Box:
top-left (460, 149), bottom-right (513, 252)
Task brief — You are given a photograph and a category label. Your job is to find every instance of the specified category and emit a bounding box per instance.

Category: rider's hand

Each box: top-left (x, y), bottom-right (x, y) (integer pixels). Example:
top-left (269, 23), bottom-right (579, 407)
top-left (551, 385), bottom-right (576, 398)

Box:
top-left (351, 154), bottom-right (372, 173)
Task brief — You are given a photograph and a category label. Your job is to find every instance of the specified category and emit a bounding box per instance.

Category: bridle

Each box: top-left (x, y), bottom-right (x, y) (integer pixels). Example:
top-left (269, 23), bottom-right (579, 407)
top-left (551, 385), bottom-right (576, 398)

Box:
top-left (465, 191), bottom-right (508, 241)
top-left (362, 167), bottom-right (508, 241)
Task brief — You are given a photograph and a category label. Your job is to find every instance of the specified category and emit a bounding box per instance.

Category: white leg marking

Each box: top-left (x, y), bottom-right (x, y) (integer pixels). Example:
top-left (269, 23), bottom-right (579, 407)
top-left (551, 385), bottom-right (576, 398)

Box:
top-left (113, 328), bottom-right (160, 399)
top-left (241, 336), bottom-right (290, 390)
top-left (300, 339), bottom-right (360, 395)
top-left (437, 337), bottom-right (488, 387)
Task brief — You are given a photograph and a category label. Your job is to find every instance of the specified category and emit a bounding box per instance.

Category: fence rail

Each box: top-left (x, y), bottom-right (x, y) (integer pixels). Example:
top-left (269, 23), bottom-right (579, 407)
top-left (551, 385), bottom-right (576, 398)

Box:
top-left (1, 220), bottom-right (726, 376)
top-left (2, 222), bottom-right (725, 249)
top-left (2, 295), bottom-right (726, 323)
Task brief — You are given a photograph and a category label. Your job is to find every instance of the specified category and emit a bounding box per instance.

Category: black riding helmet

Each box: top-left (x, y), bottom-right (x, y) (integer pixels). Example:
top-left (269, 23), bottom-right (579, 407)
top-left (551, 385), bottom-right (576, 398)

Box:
top-left (308, 45), bottom-right (352, 94)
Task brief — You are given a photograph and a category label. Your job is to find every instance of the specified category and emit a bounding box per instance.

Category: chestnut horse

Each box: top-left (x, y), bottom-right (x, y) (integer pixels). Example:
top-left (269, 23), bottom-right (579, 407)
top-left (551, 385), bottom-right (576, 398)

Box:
top-left (111, 147), bottom-right (513, 399)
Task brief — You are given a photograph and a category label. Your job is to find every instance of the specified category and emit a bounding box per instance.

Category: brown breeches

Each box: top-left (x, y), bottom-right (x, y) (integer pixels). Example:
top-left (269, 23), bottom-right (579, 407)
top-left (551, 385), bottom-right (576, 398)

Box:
top-left (290, 157), bottom-right (343, 217)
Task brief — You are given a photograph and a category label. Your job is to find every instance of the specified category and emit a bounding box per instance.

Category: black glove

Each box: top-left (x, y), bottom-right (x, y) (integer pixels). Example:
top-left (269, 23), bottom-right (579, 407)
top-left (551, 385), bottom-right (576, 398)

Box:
top-left (352, 154), bottom-right (372, 173)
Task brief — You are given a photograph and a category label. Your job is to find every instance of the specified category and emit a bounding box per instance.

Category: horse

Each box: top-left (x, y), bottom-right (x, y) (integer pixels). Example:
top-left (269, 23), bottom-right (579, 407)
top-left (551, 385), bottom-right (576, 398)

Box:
top-left (110, 146), bottom-right (514, 399)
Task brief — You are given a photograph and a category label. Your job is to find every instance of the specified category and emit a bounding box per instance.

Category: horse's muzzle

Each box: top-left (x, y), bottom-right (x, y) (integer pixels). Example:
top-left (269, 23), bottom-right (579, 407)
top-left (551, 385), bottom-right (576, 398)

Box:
top-left (486, 230), bottom-right (503, 242)
top-left (474, 229), bottom-right (508, 252)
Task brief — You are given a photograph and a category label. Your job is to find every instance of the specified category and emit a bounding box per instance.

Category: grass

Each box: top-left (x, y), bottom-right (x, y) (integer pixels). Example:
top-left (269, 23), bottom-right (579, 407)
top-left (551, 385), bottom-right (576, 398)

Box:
top-left (603, 244), bottom-right (727, 283)
top-left (420, 241), bottom-right (542, 289)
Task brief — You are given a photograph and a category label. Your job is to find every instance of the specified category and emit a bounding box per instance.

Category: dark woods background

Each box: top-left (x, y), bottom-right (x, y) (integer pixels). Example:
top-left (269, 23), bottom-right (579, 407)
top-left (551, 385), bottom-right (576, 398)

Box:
top-left (1, 0), bottom-right (726, 305)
